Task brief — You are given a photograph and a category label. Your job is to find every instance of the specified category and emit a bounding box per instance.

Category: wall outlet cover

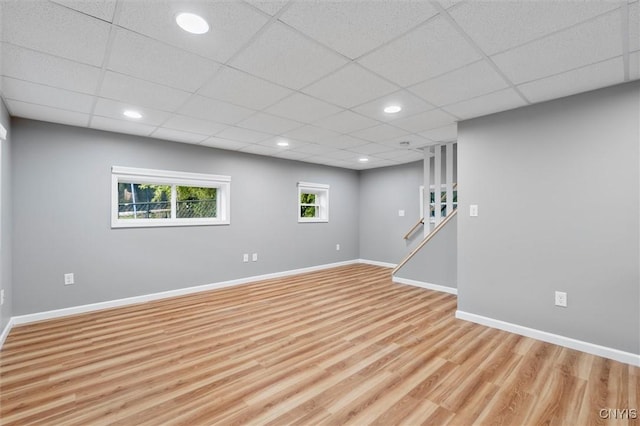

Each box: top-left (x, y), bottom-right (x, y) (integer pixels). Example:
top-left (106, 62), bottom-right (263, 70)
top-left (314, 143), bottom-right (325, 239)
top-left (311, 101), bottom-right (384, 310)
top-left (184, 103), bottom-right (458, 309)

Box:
top-left (555, 291), bottom-right (567, 307)
top-left (64, 273), bottom-right (75, 285)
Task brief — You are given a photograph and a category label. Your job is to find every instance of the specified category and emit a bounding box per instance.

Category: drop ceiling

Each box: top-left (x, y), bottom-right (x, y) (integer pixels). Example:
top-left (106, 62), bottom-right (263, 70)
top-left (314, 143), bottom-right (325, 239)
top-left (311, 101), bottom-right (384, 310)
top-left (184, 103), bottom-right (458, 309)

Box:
top-left (0, 0), bottom-right (637, 170)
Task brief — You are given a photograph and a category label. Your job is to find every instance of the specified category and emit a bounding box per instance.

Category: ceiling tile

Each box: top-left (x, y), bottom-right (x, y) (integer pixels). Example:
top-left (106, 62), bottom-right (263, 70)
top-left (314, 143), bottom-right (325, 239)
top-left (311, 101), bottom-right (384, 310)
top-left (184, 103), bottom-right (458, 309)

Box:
top-left (351, 157), bottom-right (396, 170)
top-left (177, 95), bottom-right (256, 125)
top-left (6, 99), bottom-right (90, 127)
top-left (388, 109), bottom-right (456, 133)
top-left (2, 77), bottom-right (94, 113)
top-left (289, 143), bottom-right (339, 155)
top-left (409, 60), bottom-right (508, 107)
top-left (201, 137), bottom-right (251, 151)
top-left (116, 0), bottom-right (269, 63)
top-left (419, 124), bottom-right (458, 143)
top-left (239, 144), bottom-right (281, 156)
top-left (237, 112), bottom-right (303, 135)
top-left (198, 66), bottom-right (293, 110)
top-left (257, 136), bottom-right (309, 150)
top-left (280, 1), bottom-right (438, 59)
top-left (450, 1), bottom-right (620, 56)
top-left (351, 90), bottom-right (434, 122)
top-left (358, 16), bottom-right (480, 86)
top-left (443, 88), bottom-right (527, 120)
top-left (272, 150), bottom-right (313, 162)
top-left (216, 126), bottom-right (272, 144)
top-left (350, 123), bottom-right (410, 143)
top-left (377, 134), bottom-right (433, 149)
top-left (230, 22), bottom-right (349, 90)
top-left (50, 0), bottom-right (117, 22)
top-left (629, 1), bottom-right (639, 52)
top-left (162, 114), bottom-right (228, 136)
top-left (378, 149), bottom-right (425, 163)
top-left (518, 57), bottom-right (625, 104)
top-left (90, 116), bottom-right (156, 137)
top-left (313, 134), bottom-right (370, 149)
top-left (0, 43), bottom-right (101, 94)
top-left (491, 11), bottom-right (623, 84)
top-left (150, 127), bottom-right (208, 144)
top-left (313, 110), bottom-right (379, 134)
top-left (100, 71), bottom-right (192, 112)
top-left (312, 157), bottom-right (354, 168)
top-left (1, 1), bottom-right (110, 66)
top-left (245, 1), bottom-right (290, 16)
top-left (108, 28), bottom-right (220, 92)
top-left (265, 93), bottom-right (343, 123)
top-left (323, 149), bottom-right (363, 161)
top-left (93, 98), bottom-right (170, 126)
top-left (302, 64), bottom-right (398, 108)
top-left (284, 125), bottom-right (340, 144)
top-left (346, 142), bottom-right (393, 155)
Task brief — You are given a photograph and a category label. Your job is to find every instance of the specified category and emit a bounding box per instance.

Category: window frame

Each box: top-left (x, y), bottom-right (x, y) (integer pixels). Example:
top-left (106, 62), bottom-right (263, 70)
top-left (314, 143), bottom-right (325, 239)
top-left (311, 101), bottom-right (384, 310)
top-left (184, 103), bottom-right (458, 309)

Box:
top-left (419, 184), bottom-right (457, 223)
top-left (298, 181), bottom-right (329, 223)
top-left (111, 166), bottom-right (230, 228)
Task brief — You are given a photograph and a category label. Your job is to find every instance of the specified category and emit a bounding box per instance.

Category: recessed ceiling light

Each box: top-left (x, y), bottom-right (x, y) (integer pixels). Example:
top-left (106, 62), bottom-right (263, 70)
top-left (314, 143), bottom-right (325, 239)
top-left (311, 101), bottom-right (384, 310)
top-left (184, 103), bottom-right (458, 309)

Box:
top-left (383, 105), bottom-right (402, 114)
top-left (176, 13), bottom-right (209, 34)
top-left (123, 110), bottom-right (142, 119)
top-left (358, 157), bottom-right (369, 163)
top-left (277, 140), bottom-right (289, 147)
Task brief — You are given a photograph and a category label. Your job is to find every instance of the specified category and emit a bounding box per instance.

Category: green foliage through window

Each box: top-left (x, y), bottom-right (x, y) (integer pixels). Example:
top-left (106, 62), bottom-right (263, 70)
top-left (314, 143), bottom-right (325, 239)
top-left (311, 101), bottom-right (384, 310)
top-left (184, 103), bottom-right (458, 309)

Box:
top-left (117, 183), bottom-right (217, 220)
top-left (177, 186), bottom-right (217, 218)
top-left (300, 192), bottom-right (318, 218)
top-left (118, 183), bottom-right (171, 219)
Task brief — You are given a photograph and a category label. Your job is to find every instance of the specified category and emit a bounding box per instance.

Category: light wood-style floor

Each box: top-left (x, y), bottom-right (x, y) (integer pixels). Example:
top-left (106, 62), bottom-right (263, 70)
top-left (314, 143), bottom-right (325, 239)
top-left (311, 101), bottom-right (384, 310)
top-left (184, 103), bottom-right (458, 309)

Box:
top-left (1, 264), bottom-right (638, 425)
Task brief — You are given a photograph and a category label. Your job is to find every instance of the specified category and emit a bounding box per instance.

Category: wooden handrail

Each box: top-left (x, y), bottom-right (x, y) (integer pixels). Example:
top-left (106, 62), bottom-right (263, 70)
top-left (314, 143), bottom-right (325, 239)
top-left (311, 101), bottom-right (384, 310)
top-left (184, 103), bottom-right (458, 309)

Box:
top-left (392, 208), bottom-right (458, 276)
top-left (403, 217), bottom-right (424, 240)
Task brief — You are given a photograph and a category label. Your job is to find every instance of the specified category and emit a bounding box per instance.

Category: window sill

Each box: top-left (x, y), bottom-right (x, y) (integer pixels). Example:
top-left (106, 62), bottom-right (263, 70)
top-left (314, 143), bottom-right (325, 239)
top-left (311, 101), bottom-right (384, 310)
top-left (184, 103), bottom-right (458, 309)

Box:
top-left (298, 218), bottom-right (329, 223)
top-left (111, 218), bottom-right (230, 228)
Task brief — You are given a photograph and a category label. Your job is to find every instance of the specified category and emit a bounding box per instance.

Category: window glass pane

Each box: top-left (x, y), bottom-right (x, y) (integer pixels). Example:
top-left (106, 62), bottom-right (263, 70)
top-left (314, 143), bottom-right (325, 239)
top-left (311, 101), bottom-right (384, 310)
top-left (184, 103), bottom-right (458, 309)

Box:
top-left (118, 183), bottom-right (171, 219)
top-left (301, 205), bottom-right (317, 218)
top-left (176, 186), bottom-right (217, 219)
top-left (300, 193), bottom-right (316, 204)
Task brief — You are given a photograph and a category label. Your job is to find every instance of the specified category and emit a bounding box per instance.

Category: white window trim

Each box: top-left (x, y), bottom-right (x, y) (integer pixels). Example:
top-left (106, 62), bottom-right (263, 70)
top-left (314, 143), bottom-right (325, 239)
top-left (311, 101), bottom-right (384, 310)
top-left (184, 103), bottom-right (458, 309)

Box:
top-left (420, 184), bottom-right (457, 224)
top-left (111, 166), bottom-right (230, 228)
top-left (298, 181), bottom-right (329, 223)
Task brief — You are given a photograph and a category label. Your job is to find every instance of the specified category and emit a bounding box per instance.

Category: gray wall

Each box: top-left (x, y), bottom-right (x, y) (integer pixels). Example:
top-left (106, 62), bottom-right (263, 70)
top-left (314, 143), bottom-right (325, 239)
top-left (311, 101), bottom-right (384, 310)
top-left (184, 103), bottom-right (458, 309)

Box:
top-left (457, 82), bottom-right (640, 354)
top-left (395, 215), bottom-right (457, 288)
top-left (359, 161), bottom-right (423, 264)
top-left (0, 99), bottom-right (12, 330)
top-left (12, 119), bottom-right (359, 315)
top-left (359, 158), bottom-right (457, 289)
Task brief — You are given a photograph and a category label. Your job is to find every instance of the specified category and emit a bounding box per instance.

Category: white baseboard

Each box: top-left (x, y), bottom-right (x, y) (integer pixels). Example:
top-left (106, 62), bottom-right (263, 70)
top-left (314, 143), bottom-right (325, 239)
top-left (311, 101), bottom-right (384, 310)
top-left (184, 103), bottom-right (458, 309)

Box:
top-left (358, 258), bottom-right (397, 268)
top-left (456, 310), bottom-right (640, 367)
top-left (0, 317), bottom-right (15, 348)
top-left (10, 259), bottom-right (360, 327)
top-left (392, 276), bottom-right (458, 295)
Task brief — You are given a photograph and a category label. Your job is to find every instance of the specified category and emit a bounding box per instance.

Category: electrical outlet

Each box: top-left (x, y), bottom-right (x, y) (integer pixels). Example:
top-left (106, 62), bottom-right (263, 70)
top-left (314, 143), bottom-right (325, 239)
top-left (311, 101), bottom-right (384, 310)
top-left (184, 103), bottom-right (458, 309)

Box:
top-left (252, 253), bottom-right (258, 262)
top-left (398, 210), bottom-right (405, 217)
top-left (470, 204), bottom-right (478, 217)
top-left (555, 291), bottom-right (567, 307)
top-left (336, 244), bottom-right (340, 251)
top-left (64, 273), bottom-right (75, 285)
top-left (1, 289), bottom-right (4, 305)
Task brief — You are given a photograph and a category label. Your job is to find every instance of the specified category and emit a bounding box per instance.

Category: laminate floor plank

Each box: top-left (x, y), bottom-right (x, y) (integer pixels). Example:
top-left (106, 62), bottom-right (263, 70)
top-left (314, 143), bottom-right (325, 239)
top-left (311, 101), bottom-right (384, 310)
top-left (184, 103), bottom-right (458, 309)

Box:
top-left (2, 264), bottom-right (638, 425)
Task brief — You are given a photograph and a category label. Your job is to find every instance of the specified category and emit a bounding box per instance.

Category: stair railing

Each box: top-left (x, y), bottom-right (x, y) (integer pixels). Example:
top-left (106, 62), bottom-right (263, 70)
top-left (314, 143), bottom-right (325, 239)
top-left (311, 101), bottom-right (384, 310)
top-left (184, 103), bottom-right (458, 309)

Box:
top-left (392, 208), bottom-right (458, 276)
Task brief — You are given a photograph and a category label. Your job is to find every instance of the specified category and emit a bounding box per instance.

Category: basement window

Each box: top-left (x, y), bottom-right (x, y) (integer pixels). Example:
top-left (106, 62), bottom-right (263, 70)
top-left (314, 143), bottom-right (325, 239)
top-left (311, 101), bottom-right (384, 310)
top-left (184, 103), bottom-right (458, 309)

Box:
top-left (298, 182), bottom-right (329, 223)
top-left (112, 166), bottom-right (230, 228)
